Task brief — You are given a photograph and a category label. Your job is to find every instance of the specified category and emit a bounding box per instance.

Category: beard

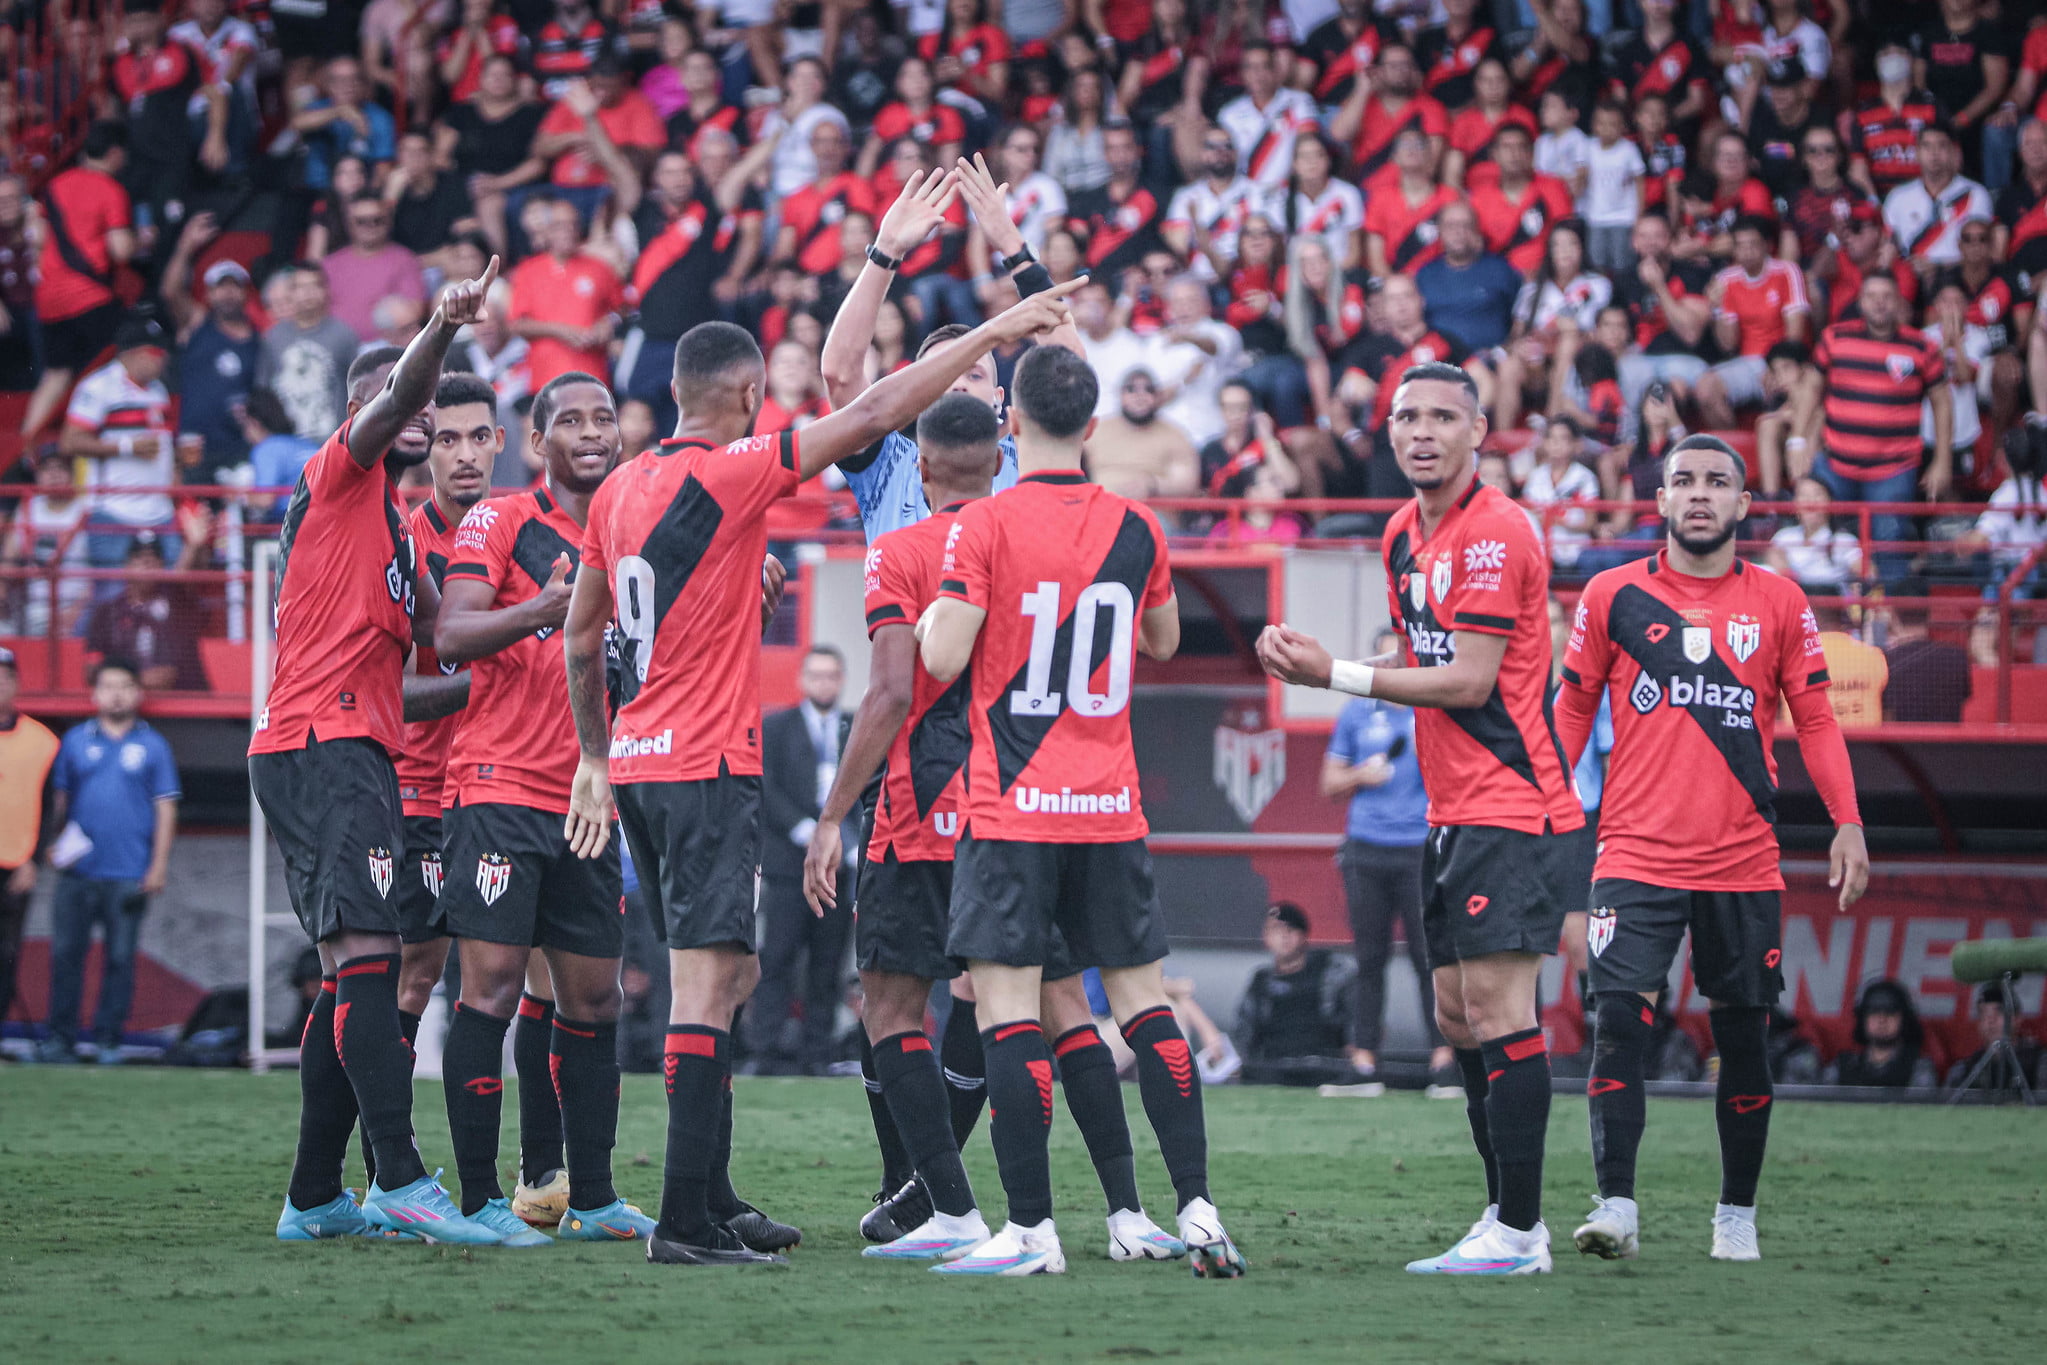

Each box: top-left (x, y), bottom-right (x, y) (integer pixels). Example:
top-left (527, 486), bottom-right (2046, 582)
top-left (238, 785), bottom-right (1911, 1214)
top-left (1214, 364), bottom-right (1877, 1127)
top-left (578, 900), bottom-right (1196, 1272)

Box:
top-left (1122, 407), bottom-right (1157, 426)
top-left (1670, 516), bottom-right (1738, 556)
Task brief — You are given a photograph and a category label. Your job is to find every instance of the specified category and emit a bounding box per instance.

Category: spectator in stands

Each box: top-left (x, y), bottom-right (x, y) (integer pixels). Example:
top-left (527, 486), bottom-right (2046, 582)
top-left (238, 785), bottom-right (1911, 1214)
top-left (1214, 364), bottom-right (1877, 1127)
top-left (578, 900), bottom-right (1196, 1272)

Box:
top-left (1677, 130), bottom-right (1775, 263)
top-left (1578, 100), bottom-right (1644, 274)
top-left (359, 0), bottom-right (449, 121)
top-left (1738, 56), bottom-right (1830, 202)
top-left (1850, 41), bottom-right (1938, 200)
top-left (1152, 274), bottom-right (1242, 451)
top-left (1216, 42), bottom-right (1316, 194)
top-left (858, 55), bottom-right (964, 178)
top-left (1465, 122), bottom-right (1573, 279)
top-left (1612, 212), bottom-right (1715, 434)
top-left (1224, 215), bottom-right (1300, 425)
top-left (1284, 235), bottom-right (1366, 446)
top-left (1414, 200), bottom-right (1522, 356)
top-left (1944, 982), bottom-right (2043, 1092)
top-left (1521, 417), bottom-right (1601, 571)
top-left (1697, 216), bottom-right (1812, 428)
top-left (532, 0), bottom-right (613, 101)
top-left (1959, 423), bottom-right (2046, 593)
top-left (1882, 123), bottom-right (1992, 270)
top-left (0, 644), bottom-right (57, 1035)
top-left (1363, 127), bottom-right (1459, 280)
top-left (1781, 127), bottom-right (1865, 276)
top-left (1819, 201), bottom-right (1919, 327)
top-left (1, 456), bottom-right (91, 636)
top-left (534, 57), bottom-right (663, 229)
top-left (1913, 0), bottom-right (2012, 185)
top-left (1265, 132), bottom-right (1362, 272)
top-left (776, 120), bottom-right (877, 277)
top-left (60, 317), bottom-right (178, 572)
top-left (1085, 368), bottom-right (1200, 502)
top-left (1075, 278), bottom-right (1149, 414)
top-left (22, 122), bottom-right (133, 446)
top-left (1586, 381), bottom-right (1683, 572)
top-left (1495, 219), bottom-right (1609, 434)
top-left (437, 52), bottom-right (547, 257)
top-left (257, 264), bottom-right (358, 440)
top-left (1921, 281), bottom-right (1995, 477)
top-left (1324, 629), bottom-right (1446, 1082)
top-left (106, 0), bottom-right (226, 237)
top-left (1993, 116), bottom-right (2047, 268)
top-left (1933, 218), bottom-right (2027, 434)
top-left (1825, 979), bottom-right (1939, 1088)
top-left (1044, 66), bottom-right (1112, 196)
top-left (984, 122), bottom-right (1067, 281)
top-left (1510, 0), bottom-right (1600, 120)
top-left (323, 192), bottom-right (425, 342)
top-left (169, 0), bottom-right (260, 175)
top-left (436, 0), bottom-right (522, 106)
top-left (1881, 606), bottom-right (1973, 722)
top-left (1533, 88), bottom-right (1591, 201)
top-left (1331, 41), bottom-right (1447, 186)
top-left (1233, 902), bottom-right (1362, 1089)
top-left (765, 57), bottom-right (848, 200)
top-left (159, 216), bottom-right (258, 483)
top-left (303, 153), bottom-right (371, 263)
top-left (1162, 122), bottom-right (1258, 281)
top-left (35, 659), bottom-right (180, 1065)
top-left (85, 517), bottom-right (211, 692)
top-left (240, 388), bottom-right (318, 519)
top-left (292, 56), bottom-right (394, 196)
top-left (0, 173), bottom-right (32, 397)
top-left (506, 194), bottom-right (623, 389)
top-left (1199, 380), bottom-right (1300, 505)
top-left (1442, 59), bottom-right (1531, 191)
top-left (384, 129), bottom-right (474, 270)
top-left (1768, 474), bottom-right (1865, 590)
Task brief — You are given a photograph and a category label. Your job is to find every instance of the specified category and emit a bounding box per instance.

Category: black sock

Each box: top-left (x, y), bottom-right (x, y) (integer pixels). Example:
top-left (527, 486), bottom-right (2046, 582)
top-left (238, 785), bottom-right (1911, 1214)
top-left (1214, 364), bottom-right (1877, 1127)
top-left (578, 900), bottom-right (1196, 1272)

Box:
top-left (1480, 1027), bottom-right (1551, 1233)
top-left (1453, 1047), bottom-right (1500, 1207)
top-left (1121, 1007), bottom-right (1209, 1210)
top-left (1710, 1007), bottom-right (1773, 1207)
top-left (441, 1002), bottom-right (511, 1214)
top-left (552, 1016), bottom-right (621, 1212)
top-left (873, 1029), bottom-right (976, 1218)
top-left (941, 996), bottom-right (986, 1148)
top-left (1054, 1025), bottom-right (1142, 1213)
top-left (288, 980), bottom-right (358, 1210)
top-left (658, 1026), bottom-right (725, 1240)
top-left (1588, 994), bottom-right (1653, 1200)
top-left (514, 994), bottom-right (564, 1186)
top-left (861, 1032), bottom-right (915, 1194)
top-left (336, 955), bottom-right (425, 1191)
top-left (359, 1008), bottom-right (425, 1191)
top-left (981, 1021), bottom-right (1055, 1227)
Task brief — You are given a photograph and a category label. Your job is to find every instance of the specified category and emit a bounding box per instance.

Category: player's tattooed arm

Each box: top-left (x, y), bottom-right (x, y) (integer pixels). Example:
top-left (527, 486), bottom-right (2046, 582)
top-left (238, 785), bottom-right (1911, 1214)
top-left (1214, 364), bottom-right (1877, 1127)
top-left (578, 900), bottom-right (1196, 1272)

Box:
top-left (562, 559), bottom-right (616, 858)
top-left (349, 255), bottom-right (500, 468)
top-left (402, 671), bottom-right (471, 721)
top-left (804, 624), bottom-right (916, 915)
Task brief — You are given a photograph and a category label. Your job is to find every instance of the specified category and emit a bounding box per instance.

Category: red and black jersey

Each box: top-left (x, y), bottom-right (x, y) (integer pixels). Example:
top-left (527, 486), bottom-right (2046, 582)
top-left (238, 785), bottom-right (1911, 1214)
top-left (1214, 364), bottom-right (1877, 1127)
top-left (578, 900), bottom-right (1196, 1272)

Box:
top-left (862, 507), bottom-right (972, 863)
top-left (394, 500), bottom-right (466, 817)
top-left (1561, 552), bottom-right (1832, 890)
top-left (1467, 170), bottom-right (1573, 276)
top-left (1415, 23), bottom-right (1502, 110)
top-left (1849, 92), bottom-right (1940, 196)
top-left (530, 17), bottom-right (611, 99)
top-left (1382, 477), bottom-right (1581, 836)
top-left (1783, 183), bottom-right (1870, 263)
top-left (581, 431), bottom-right (800, 784)
top-left (110, 39), bottom-right (205, 165)
top-left (665, 101), bottom-right (745, 157)
top-left (1609, 256), bottom-right (1712, 354)
top-left (249, 421), bottom-right (417, 759)
top-left (1364, 180), bottom-right (1461, 274)
top-left (1683, 177), bottom-right (1779, 241)
top-left (443, 486), bottom-right (589, 814)
top-left (871, 101), bottom-right (966, 150)
top-left (1070, 180), bottom-right (1165, 276)
top-left (630, 190), bottom-right (755, 338)
top-left (33, 167), bottom-right (130, 322)
top-left (437, 14), bottom-right (522, 103)
top-left (781, 172), bottom-right (879, 275)
top-left (1342, 329), bottom-right (1471, 429)
top-left (1813, 320), bottom-right (1946, 482)
top-left (1224, 261), bottom-right (1286, 351)
top-left (1448, 104), bottom-right (1536, 172)
top-left (936, 472), bottom-right (1174, 844)
top-left (1301, 16), bottom-right (1384, 104)
top-left (1930, 265), bottom-right (2026, 352)
top-left (2006, 196), bottom-right (2047, 292)
top-left (1583, 377), bottom-right (1623, 445)
top-left (1605, 33), bottom-right (1710, 111)
top-left (917, 23), bottom-right (1011, 86)
top-left (1639, 132), bottom-right (1686, 214)
top-left (1826, 252), bottom-right (1920, 325)
top-left (1349, 94), bottom-right (1449, 182)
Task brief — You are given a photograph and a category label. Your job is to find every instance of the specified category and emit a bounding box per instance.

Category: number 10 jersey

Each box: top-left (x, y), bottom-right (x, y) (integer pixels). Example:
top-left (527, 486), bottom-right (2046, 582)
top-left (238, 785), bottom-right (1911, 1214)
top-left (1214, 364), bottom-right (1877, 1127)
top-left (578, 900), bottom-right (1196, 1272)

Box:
top-left (937, 470), bottom-right (1174, 843)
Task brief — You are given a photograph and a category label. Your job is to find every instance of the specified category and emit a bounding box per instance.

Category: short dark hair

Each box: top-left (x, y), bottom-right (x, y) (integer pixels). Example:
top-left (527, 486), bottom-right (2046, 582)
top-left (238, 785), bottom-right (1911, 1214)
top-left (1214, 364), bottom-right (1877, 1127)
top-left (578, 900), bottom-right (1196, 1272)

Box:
top-left (91, 658), bottom-right (141, 686)
top-left (531, 370), bottom-right (611, 433)
top-left (1765, 339), bottom-right (1811, 368)
top-left (347, 345), bottom-right (405, 400)
top-left (1918, 120), bottom-right (1958, 145)
top-left (915, 322), bottom-right (975, 361)
top-left (1395, 361), bottom-right (1480, 412)
top-left (244, 387), bottom-right (291, 436)
top-left (918, 390), bottom-right (1001, 453)
top-left (671, 321), bottom-right (762, 402)
top-left (1011, 345), bottom-right (1098, 440)
top-left (1267, 901), bottom-right (1309, 933)
top-left (1732, 214), bottom-right (1773, 241)
top-left (83, 120), bottom-right (127, 160)
top-left (1664, 431), bottom-right (1748, 487)
top-left (805, 643), bottom-right (844, 667)
top-left (434, 371), bottom-right (498, 414)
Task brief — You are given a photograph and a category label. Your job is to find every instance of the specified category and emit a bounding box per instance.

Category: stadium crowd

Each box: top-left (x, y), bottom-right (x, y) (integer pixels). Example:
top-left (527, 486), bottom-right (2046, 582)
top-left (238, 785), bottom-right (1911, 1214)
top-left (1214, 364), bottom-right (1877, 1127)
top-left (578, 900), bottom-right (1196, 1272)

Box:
top-left (2, 0), bottom-right (2046, 644)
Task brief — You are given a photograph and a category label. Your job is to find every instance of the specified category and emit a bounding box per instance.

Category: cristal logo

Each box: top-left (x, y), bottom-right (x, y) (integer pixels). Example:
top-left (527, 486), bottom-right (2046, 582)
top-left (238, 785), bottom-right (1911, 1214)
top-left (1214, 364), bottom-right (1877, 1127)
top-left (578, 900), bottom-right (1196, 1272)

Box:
top-left (1014, 785), bottom-right (1133, 815)
top-left (610, 729), bottom-right (674, 758)
top-left (1463, 540), bottom-right (1506, 572)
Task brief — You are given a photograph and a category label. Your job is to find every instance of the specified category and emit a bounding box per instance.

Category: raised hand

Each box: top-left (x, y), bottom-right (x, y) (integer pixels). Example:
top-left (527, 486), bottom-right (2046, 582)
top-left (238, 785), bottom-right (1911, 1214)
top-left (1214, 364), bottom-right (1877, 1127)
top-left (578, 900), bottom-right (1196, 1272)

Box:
top-left (440, 254), bottom-right (500, 328)
top-left (535, 552), bottom-right (573, 630)
top-left (987, 275), bottom-right (1085, 343)
top-left (955, 153), bottom-right (1023, 256)
top-left (875, 167), bottom-right (960, 261)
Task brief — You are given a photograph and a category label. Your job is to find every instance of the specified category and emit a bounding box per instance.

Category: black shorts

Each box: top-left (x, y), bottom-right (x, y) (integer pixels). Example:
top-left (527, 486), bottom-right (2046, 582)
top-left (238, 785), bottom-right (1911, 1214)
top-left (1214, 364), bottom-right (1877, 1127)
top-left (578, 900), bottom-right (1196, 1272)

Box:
top-left (855, 851), bottom-right (960, 982)
top-left (1586, 878), bottom-right (1784, 1008)
top-left (1420, 823), bottom-right (1573, 968)
top-left (1555, 809), bottom-right (1600, 917)
top-left (250, 734), bottom-right (405, 942)
top-left (397, 814), bottom-right (447, 945)
top-left (615, 772), bottom-right (762, 952)
top-left (42, 301), bottom-right (121, 374)
top-left (438, 801), bottom-right (625, 959)
top-left (948, 835), bottom-right (1166, 972)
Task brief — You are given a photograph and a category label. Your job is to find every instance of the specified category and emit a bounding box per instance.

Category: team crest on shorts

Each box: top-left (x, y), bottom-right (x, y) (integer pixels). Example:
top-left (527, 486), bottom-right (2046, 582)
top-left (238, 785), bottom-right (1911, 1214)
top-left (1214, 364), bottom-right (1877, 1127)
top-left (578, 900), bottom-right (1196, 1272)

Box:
top-left (1726, 614), bottom-right (1762, 663)
top-left (1682, 626), bottom-right (1712, 664)
top-left (367, 847), bottom-right (394, 899)
top-left (476, 852), bottom-right (513, 906)
top-left (421, 851), bottom-right (444, 897)
top-left (1587, 906), bottom-right (1616, 957)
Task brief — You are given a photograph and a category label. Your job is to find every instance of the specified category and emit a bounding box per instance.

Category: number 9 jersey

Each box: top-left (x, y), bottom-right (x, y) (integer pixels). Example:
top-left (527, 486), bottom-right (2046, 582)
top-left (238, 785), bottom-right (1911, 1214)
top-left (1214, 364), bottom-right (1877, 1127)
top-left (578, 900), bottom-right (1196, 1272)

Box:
top-left (936, 471), bottom-right (1174, 843)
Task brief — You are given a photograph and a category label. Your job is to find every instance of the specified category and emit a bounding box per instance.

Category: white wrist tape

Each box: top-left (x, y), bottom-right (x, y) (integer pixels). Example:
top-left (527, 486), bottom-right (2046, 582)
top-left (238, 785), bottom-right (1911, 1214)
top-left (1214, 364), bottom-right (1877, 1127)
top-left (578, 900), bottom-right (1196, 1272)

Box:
top-left (1330, 660), bottom-right (1376, 697)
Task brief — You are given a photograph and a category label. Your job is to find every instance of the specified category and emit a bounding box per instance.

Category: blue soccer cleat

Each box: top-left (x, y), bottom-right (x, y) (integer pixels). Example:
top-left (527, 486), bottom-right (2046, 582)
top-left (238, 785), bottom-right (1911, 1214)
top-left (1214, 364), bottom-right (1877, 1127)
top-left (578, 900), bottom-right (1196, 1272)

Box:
top-left (361, 1170), bottom-right (506, 1245)
top-left (276, 1190), bottom-right (373, 1241)
top-left (1406, 1220), bottom-right (1553, 1275)
top-left (863, 1212), bottom-right (991, 1261)
top-left (930, 1220), bottom-right (1065, 1276)
top-left (558, 1198), bottom-right (659, 1241)
top-left (470, 1197), bottom-right (554, 1247)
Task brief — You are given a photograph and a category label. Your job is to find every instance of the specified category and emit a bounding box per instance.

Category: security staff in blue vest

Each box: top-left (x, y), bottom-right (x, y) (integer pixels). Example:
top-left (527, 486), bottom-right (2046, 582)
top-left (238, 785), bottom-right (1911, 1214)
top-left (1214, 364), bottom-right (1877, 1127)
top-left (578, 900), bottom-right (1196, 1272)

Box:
top-left (36, 659), bottom-right (180, 1063)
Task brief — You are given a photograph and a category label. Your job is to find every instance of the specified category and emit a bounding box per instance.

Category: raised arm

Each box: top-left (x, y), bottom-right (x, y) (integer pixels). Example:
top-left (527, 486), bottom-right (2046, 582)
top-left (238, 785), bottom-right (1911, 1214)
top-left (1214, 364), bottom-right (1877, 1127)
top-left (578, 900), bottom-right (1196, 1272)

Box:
top-left (952, 153), bottom-right (1085, 355)
top-left (350, 255), bottom-right (499, 467)
top-left (819, 168), bottom-right (960, 410)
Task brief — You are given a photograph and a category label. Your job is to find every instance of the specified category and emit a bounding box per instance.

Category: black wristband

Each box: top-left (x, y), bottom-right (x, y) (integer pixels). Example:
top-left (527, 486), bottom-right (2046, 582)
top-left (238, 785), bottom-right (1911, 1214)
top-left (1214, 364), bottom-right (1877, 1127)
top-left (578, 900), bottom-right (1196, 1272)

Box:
top-left (865, 242), bottom-right (902, 271)
top-left (1012, 262), bottom-right (1056, 298)
top-left (998, 244), bottom-right (1038, 274)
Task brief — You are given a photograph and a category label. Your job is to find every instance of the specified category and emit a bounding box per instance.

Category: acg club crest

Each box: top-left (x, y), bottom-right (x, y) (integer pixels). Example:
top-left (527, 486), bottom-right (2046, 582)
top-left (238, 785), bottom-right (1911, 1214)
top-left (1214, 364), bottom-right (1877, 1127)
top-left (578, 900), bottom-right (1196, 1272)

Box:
top-left (1212, 702), bottom-right (1287, 825)
top-left (1587, 905), bottom-right (1617, 957)
top-left (476, 852), bottom-right (513, 906)
top-left (1726, 614), bottom-right (1762, 663)
top-left (1431, 555), bottom-right (1451, 603)
top-left (1682, 626), bottom-right (1712, 664)
top-left (420, 851), bottom-right (444, 898)
top-left (366, 847), bottom-right (394, 899)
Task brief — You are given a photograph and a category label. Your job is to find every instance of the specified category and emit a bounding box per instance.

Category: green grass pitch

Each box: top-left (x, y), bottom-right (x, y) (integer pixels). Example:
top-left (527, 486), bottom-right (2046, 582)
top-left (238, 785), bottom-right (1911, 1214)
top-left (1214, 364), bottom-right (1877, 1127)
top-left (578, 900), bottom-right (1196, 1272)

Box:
top-left (2, 1069), bottom-right (2041, 1363)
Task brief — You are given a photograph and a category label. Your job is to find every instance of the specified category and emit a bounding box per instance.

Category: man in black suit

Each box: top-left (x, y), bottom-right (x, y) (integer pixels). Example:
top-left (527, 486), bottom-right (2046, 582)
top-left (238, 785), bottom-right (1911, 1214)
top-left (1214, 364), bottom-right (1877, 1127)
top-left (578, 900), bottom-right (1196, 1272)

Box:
top-left (751, 644), bottom-right (857, 1073)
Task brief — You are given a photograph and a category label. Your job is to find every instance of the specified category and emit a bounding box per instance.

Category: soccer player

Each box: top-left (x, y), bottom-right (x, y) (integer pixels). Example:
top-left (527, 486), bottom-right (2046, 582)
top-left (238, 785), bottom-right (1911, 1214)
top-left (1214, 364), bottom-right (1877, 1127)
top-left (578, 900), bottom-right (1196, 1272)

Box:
top-left (918, 345), bottom-right (1246, 1280)
top-left (256, 258), bottom-right (504, 1244)
top-left (802, 394), bottom-right (1188, 1266)
top-left (563, 284), bottom-right (1082, 1267)
top-left (1555, 433), bottom-right (1869, 1263)
top-left (1257, 361), bottom-right (1584, 1276)
top-left (431, 370), bottom-right (648, 1247)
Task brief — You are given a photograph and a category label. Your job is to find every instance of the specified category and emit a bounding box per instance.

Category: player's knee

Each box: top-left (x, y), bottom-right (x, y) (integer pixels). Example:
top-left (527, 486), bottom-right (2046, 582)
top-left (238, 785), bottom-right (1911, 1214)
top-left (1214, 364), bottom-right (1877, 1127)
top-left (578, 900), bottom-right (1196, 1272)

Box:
top-left (1593, 992), bottom-right (1655, 1050)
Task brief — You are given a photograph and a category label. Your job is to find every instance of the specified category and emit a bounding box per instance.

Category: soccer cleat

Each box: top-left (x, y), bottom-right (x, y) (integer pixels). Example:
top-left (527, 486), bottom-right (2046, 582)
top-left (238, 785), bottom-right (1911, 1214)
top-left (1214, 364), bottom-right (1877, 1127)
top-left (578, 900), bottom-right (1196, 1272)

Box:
top-left (1710, 1204), bottom-right (1761, 1261)
top-left (1573, 1195), bottom-right (1640, 1260)
top-left (862, 1210), bottom-right (992, 1260)
top-left (931, 1219), bottom-right (1066, 1276)
top-left (558, 1198), bottom-right (658, 1242)
top-left (1107, 1208), bottom-right (1187, 1262)
top-left (1461, 1203), bottom-right (1501, 1248)
top-left (276, 1190), bottom-right (373, 1241)
top-left (511, 1168), bottom-right (570, 1227)
top-left (1176, 1198), bottom-right (1246, 1279)
top-left (1406, 1220), bottom-right (1552, 1275)
top-left (646, 1222), bottom-right (788, 1266)
top-left (361, 1171), bottom-right (506, 1245)
top-left (471, 1197), bottom-right (555, 1247)
top-left (1316, 1081), bottom-right (1387, 1098)
top-left (723, 1200), bottom-right (802, 1252)
top-left (860, 1178), bottom-right (932, 1244)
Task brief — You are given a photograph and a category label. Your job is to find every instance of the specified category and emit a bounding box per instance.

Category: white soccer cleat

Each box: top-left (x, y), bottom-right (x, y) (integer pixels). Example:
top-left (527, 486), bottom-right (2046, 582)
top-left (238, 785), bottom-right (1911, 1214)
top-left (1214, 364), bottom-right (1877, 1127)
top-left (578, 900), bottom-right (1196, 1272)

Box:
top-left (1460, 1203), bottom-right (1500, 1248)
top-left (930, 1219), bottom-right (1066, 1276)
top-left (1710, 1204), bottom-right (1760, 1261)
top-left (863, 1210), bottom-right (992, 1261)
top-left (1406, 1219), bottom-right (1552, 1275)
top-left (1175, 1198), bottom-right (1247, 1279)
top-left (1573, 1195), bottom-right (1640, 1260)
top-left (1106, 1208), bottom-right (1187, 1261)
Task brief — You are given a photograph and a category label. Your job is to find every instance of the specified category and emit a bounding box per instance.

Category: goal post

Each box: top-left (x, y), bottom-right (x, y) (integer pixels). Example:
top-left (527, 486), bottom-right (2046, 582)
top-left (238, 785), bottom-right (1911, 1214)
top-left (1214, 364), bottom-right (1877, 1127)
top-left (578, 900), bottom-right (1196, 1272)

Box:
top-left (246, 539), bottom-right (301, 1073)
